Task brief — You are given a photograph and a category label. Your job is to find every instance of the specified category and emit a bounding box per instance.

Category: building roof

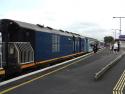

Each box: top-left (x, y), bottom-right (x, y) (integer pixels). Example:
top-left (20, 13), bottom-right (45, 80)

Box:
top-left (119, 35), bottom-right (125, 41)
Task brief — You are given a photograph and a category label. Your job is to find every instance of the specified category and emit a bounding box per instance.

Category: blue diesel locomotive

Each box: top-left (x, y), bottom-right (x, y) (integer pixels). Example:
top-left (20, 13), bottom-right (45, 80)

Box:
top-left (0, 19), bottom-right (98, 76)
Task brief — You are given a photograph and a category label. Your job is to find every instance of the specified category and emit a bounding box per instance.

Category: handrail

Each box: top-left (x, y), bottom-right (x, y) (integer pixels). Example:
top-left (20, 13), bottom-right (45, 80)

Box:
top-left (14, 42), bottom-right (34, 64)
top-left (0, 53), bottom-right (2, 68)
top-left (0, 42), bottom-right (34, 68)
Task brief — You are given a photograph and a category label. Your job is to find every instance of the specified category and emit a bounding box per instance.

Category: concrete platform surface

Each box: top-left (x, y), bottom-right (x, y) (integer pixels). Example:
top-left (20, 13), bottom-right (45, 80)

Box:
top-left (0, 48), bottom-right (125, 94)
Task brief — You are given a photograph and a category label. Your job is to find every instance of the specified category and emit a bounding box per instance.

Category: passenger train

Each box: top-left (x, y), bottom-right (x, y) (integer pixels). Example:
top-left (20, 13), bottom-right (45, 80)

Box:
top-left (0, 19), bottom-right (99, 77)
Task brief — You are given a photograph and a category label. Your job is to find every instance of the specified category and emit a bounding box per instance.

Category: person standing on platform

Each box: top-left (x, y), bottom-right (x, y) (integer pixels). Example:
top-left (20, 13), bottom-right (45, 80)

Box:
top-left (110, 43), bottom-right (114, 52)
top-left (113, 42), bottom-right (118, 53)
top-left (117, 41), bottom-right (120, 52)
top-left (93, 43), bottom-right (98, 53)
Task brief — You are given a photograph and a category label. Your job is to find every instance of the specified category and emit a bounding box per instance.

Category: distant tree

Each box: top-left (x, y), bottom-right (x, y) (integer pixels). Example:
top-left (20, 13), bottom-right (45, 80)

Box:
top-left (104, 36), bottom-right (114, 44)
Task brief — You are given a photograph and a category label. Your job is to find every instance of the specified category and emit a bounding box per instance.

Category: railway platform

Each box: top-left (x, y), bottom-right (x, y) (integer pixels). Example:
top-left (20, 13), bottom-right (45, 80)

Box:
top-left (0, 48), bottom-right (125, 94)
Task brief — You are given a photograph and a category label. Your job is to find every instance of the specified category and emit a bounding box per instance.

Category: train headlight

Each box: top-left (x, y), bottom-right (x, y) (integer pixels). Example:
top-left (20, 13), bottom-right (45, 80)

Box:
top-left (9, 46), bottom-right (15, 54)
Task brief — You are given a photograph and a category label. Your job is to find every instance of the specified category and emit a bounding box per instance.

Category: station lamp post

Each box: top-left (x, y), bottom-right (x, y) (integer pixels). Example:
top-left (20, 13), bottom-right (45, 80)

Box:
top-left (112, 29), bottom-right (120, 39)
top-left (113, 17), bottom-right (125, 35)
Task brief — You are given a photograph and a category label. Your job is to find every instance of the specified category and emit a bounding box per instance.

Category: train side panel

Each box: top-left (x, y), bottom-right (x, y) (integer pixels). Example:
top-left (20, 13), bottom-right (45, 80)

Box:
top-left (88, 39), bottom-right (93, 52)
top-left (81, 38), bottom-right (86, 52)
top-left (59, 35), bottom-right (73, 56)
top-left (73, 36), bottom-right (80, 53)
top-left (35, 32), bottom-right (74, 62)
top-left (85, 38), bottom-right (93, 52)
top-left (35, 31), bottom-right (52, 62)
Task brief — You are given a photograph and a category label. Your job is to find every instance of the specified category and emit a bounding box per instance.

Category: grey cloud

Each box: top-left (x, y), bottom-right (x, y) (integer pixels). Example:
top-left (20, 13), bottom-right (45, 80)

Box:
top-left (63, 22), bottom-right (108, 40)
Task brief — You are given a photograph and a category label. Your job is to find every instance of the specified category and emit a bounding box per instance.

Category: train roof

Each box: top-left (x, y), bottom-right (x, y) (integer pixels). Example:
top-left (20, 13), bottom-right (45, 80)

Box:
top-left (0, 19), bottom-right (93, 39)
top-left (0, 19), bottom-right (74, 37)
top-left (86, 37), bottom-right (99, 41)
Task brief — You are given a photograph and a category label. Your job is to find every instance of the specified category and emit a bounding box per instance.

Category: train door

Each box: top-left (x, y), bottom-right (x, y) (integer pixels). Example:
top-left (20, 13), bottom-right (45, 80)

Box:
top-left (76, 37), bottom-right (80, 52)
top-left (74, 36), bottom-right (78, 53)
top-left (79, 37), bottom-right (82, 52)
top-left (73, 36), bottom-right (80, 53)
top-left (85, 38), bottom-right (89, 52)
top-left (81, 38), bottom-right (85, 52)
top-left (4, 43), bottom-right (21, 77)
top-left (0, 31), bottom-right (20, 77)
top-left (4, 42), bottom-right (34, 77)
top-left (0, 32), bottom-right (2, 69)
top-left (0, 22), bottom-right (3, 69)
top-left (73, 36), bottom-right (76, 53)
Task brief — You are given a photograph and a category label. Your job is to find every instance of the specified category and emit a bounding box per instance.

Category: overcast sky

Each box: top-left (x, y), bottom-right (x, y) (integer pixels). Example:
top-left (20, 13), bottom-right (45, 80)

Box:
top-left (1, 0), bottom-right (125, 41)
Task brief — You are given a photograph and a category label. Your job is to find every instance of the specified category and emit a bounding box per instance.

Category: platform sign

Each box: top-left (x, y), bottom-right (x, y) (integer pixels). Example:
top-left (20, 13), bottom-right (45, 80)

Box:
top-left (119, 35), bottom-right (125, 41)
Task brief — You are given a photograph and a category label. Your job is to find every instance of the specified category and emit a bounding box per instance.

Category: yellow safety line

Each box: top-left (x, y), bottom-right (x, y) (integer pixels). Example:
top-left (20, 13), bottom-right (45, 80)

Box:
top-left (0, 53), bottom-right (91, 94)
top-left (115, 71), bottom-right (125, 90)
top-left (113, 70), bottom-right (125, 94)
top-left (121, 79), bottom-right (125, 91)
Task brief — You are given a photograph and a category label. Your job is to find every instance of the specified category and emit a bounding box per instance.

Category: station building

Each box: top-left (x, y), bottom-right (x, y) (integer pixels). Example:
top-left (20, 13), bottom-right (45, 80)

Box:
top-left (119, 35), bottom-right (125, 48)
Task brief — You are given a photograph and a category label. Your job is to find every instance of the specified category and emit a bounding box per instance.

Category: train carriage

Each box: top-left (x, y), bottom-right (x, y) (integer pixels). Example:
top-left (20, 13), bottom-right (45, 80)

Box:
top-left (0, 19), bottom-right (99, 77)
top-left (34, 27), bottom-right (74, 62)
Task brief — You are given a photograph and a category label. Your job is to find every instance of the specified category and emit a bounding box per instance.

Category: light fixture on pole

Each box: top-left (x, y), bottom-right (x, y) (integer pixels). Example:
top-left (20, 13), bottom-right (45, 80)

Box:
top-left (113, 17), bottom-right (125, 35)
